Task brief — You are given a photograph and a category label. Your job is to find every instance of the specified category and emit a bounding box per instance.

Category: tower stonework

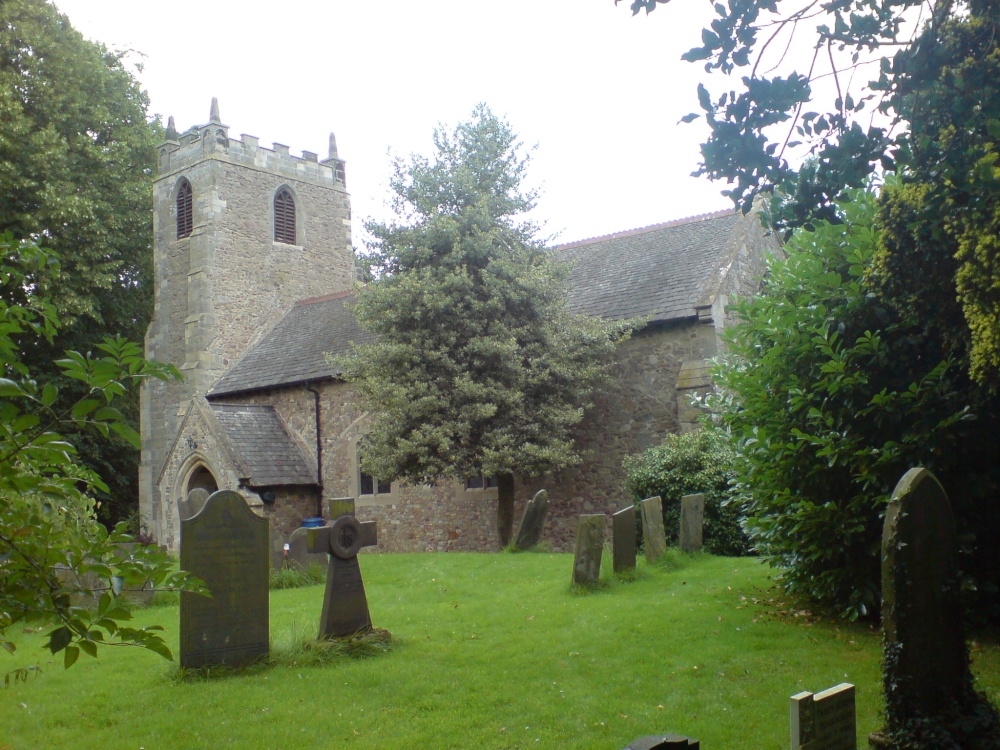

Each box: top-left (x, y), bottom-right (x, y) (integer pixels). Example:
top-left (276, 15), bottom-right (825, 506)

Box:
top-left (139, 100), bottom-right (352, 547)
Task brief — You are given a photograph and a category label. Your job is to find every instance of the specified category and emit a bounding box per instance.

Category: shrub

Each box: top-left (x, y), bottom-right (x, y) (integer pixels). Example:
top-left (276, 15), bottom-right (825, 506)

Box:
top-left (623, 429), bottom-right (750, 556)
top-left (711, 186), bottom-right (993, 620)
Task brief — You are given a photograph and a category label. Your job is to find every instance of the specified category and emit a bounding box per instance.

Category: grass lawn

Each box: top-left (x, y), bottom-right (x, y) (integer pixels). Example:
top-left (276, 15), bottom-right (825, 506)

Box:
top-left (3, 551), bottom-right (1000, 749)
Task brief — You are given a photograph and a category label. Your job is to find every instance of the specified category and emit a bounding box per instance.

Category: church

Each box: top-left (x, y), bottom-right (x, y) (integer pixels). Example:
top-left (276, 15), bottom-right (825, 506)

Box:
top-left (138, 101), bottom-right (781, 554)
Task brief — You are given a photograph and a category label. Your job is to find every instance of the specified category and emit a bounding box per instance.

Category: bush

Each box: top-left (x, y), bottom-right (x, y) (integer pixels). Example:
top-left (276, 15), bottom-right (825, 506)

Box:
top-left (623, 430), bottom-right (750, 556)
top-left (711, 186), bottom-right (994, 621)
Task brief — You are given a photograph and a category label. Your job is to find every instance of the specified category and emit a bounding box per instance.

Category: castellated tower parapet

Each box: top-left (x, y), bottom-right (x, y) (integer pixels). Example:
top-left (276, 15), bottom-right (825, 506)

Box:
top-left (140, 98), bottom-right (353, 544)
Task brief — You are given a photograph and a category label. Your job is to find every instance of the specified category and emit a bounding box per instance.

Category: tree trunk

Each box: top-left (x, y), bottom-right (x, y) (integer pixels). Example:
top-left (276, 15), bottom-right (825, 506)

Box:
top-left (496, 473), bottom-right (516, 549)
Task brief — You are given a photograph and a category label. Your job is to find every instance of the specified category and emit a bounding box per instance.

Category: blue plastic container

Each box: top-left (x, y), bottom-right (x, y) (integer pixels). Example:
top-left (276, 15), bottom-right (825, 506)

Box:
top-left (301, 516), bottom-right (325, 528)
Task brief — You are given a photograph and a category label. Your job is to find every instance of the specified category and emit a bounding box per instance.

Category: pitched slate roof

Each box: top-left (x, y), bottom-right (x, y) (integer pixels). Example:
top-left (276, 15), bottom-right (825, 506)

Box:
top-left (210, 403), bottom-right (316, 487)
top-left (209, 210), bottom-right (745, 397)
top-left (210, 291), bottom-right (372, 397)
top-left (554, 209), bottom-right (741, 322)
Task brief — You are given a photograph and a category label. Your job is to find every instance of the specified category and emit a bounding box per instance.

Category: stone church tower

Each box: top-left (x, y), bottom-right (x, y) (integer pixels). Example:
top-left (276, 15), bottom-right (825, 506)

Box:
top-left (138, 100), bottom-right (353, 545)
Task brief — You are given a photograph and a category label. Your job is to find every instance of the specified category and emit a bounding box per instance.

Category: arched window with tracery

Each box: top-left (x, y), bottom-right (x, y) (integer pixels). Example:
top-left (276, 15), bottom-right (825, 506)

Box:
top-left (176, 179), bottom-right (193, 239)
top-left (274, 188), bottom-right (296, 244)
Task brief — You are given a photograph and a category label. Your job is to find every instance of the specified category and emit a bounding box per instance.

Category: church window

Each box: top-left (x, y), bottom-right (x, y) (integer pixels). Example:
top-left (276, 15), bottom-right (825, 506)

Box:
top-left (465, 475), bottom-right (498, 490)
top-left (274, 188), bottom-right (297, 244)
top-left (359, 468), bottom-right (391, 496)
top-left (176, 179), bottom-right (193, 239)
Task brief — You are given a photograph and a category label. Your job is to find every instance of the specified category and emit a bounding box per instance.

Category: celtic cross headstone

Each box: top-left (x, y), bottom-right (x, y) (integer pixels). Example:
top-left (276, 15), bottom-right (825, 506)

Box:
top-left (307, 514), bottom-right (378, 638)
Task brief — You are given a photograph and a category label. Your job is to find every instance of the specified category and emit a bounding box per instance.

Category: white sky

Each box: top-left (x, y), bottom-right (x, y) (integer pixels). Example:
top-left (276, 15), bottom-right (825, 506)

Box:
top-left (52, 0), bottom-right (733, 246)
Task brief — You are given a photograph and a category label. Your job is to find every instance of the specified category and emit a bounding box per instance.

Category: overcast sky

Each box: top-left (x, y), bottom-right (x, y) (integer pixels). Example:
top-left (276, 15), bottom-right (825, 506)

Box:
top-left (53, 0), bottom-right (732, 246)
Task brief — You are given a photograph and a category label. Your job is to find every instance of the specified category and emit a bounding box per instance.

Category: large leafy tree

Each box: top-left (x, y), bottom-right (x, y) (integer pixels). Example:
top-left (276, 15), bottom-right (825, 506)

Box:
top-left (345, 105), bottom-right (630, 547)
top-left (622, 0), bottom-right (1000, 390)
top-left (624, 0), bottom-right (1000, 621)
top-left (0, 234), bottom-right (200, 683)
top-left (0, 0), bottom-right (159, 524)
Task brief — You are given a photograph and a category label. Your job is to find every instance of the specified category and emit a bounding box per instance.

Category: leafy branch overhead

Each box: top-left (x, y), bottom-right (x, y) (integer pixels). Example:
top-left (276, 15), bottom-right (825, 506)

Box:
top-left (620, 0), bottom-right (957, 226)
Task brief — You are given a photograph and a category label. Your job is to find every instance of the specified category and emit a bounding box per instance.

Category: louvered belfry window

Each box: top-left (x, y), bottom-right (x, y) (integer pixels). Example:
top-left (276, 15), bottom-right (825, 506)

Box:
top-left (274, 188), bottom-right (296, 244)
top-left (176, 180), bottom-right (193, 239)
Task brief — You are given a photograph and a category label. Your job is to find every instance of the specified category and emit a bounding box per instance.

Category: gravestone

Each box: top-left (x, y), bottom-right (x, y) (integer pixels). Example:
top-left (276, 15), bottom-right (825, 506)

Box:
top-left (679, 493), bottom-right (705, 554)
top-left (513, 489), bottom-right (549, 550)
top-left (880, 468), bottom-right (968, 725)
top-left (791, 683), bottom-right (856, 750)
top-left (640, 496), bottom-right (667, 562)
top-left (179, 490), bottom-right (269, 668)
top-left (180, 487), bottom-right (210, 521)
top-left (268, 521), bottom-right (285, 571)
top-left (624, 735), bottom-right (700, 749)
top-left (612, 505), bottom-right (637, 573)
top-left (572, 514), bottom-right (605, 585)
top-left (286, 526), bottom-right (328, 571)
top-left (307, 514), bottom-right (378, 638)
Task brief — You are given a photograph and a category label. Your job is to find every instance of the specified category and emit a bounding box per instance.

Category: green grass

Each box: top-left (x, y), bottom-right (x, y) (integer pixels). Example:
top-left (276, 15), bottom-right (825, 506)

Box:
top-left (3, 551), bottom-right (1000, 749)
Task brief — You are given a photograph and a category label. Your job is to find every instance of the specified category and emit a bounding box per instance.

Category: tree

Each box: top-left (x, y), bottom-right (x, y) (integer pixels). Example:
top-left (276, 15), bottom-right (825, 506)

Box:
top-left (712, 187), bottom-right (999, 619)
top-left (344, 105), bottom-right (631, 547)
top-left (623, 0), bottom-right (1000, 621)
top-left (0, 234), bottom-right (200, 683)
top-left (620, 0), bottom-right (1000, 390)
top-left (0, 0), bottom-right (160, 524)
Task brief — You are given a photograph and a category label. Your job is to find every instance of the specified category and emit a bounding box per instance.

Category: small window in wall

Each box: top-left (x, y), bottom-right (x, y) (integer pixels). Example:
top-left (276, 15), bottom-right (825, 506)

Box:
top-left (176, 179), bottom-right (193, 239)
top-left (465, 476), bottom-right (499, 490)
top-left (274, 188), bottom-right (296, 244)
top-left (359, 468), bottom-right (391, 496)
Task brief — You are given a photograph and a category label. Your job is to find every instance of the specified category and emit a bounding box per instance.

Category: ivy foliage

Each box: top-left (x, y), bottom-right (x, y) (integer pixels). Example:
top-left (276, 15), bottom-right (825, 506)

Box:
top-left (0, 234), bottom-right (202, 681)
top-left (343, 105), bottom-right (631, 545)
top-left (711, 188), bottom-right (998, 620)
top-left (0, 0), bottom-right (161, 524)
top-left (623, 430), bottom-right (750, 556)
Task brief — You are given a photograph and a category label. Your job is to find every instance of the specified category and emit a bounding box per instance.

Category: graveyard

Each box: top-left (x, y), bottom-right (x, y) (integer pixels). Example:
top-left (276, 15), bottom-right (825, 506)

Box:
top-left (1, 546), bottom-right (998, 749)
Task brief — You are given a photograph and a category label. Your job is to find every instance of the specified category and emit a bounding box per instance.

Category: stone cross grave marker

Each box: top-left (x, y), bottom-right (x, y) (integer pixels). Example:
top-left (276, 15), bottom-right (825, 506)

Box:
top-left (790, 683), bottom-right (856, 750)
top-left (881, 468), bottom-right (967, 723)
top-left (180, 490), bottom-right (269, 668)
top-left (612, 505), bottom-right (637, 573)
top-left (513, 489), bottom-right (550, 550)
top-left (307, 514), bottom-right (378, 638)
top-left (679, 493), bottom-right (705, 554)
top-left (572, 514), bottom-right (605, 585)
top-left (640, 496), bottom-right (667, 562)
top-left (179, 487), bottom-right (210, 521)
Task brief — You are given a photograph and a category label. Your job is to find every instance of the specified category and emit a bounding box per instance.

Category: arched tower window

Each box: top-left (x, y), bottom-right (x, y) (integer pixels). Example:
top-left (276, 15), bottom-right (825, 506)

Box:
top-left (274, 188), bottom-right (297, 244)
top-left (176, 179), bottom-right (193, 239)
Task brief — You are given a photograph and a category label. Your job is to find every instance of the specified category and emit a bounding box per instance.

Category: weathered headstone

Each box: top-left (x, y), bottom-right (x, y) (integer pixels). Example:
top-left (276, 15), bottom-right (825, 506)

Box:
top-left (268, 521), bottom-right (285, 571)
top-left (612, 505), bottom-right (637, 573)
top-left (307, 514), bottom-right (378, 638)
top-left (679, 493), bottom-right (705, 554)
top-left (640, 496), bottom-right (667, 562)
top-left (179, 487), bottom-right (210, 521)
top-left (880, 468), bottom-right (968, 726)
top-left (572, 514), bottom-right (605, 585)
top-left (180, 490), bottom-right (269, 668)
top-left (791, 683), bottom-right (856, 750)
top-left (286, 526), bottom-right (328, 571)
top-left (513, 489), bottom-right (549, 550)
top-left (623, 735), bottom-right (700, 749)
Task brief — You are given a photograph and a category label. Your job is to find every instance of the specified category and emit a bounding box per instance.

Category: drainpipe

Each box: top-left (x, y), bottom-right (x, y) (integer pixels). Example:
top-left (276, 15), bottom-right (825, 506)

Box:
top-left (305, 383), bottom-right (323, 518)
